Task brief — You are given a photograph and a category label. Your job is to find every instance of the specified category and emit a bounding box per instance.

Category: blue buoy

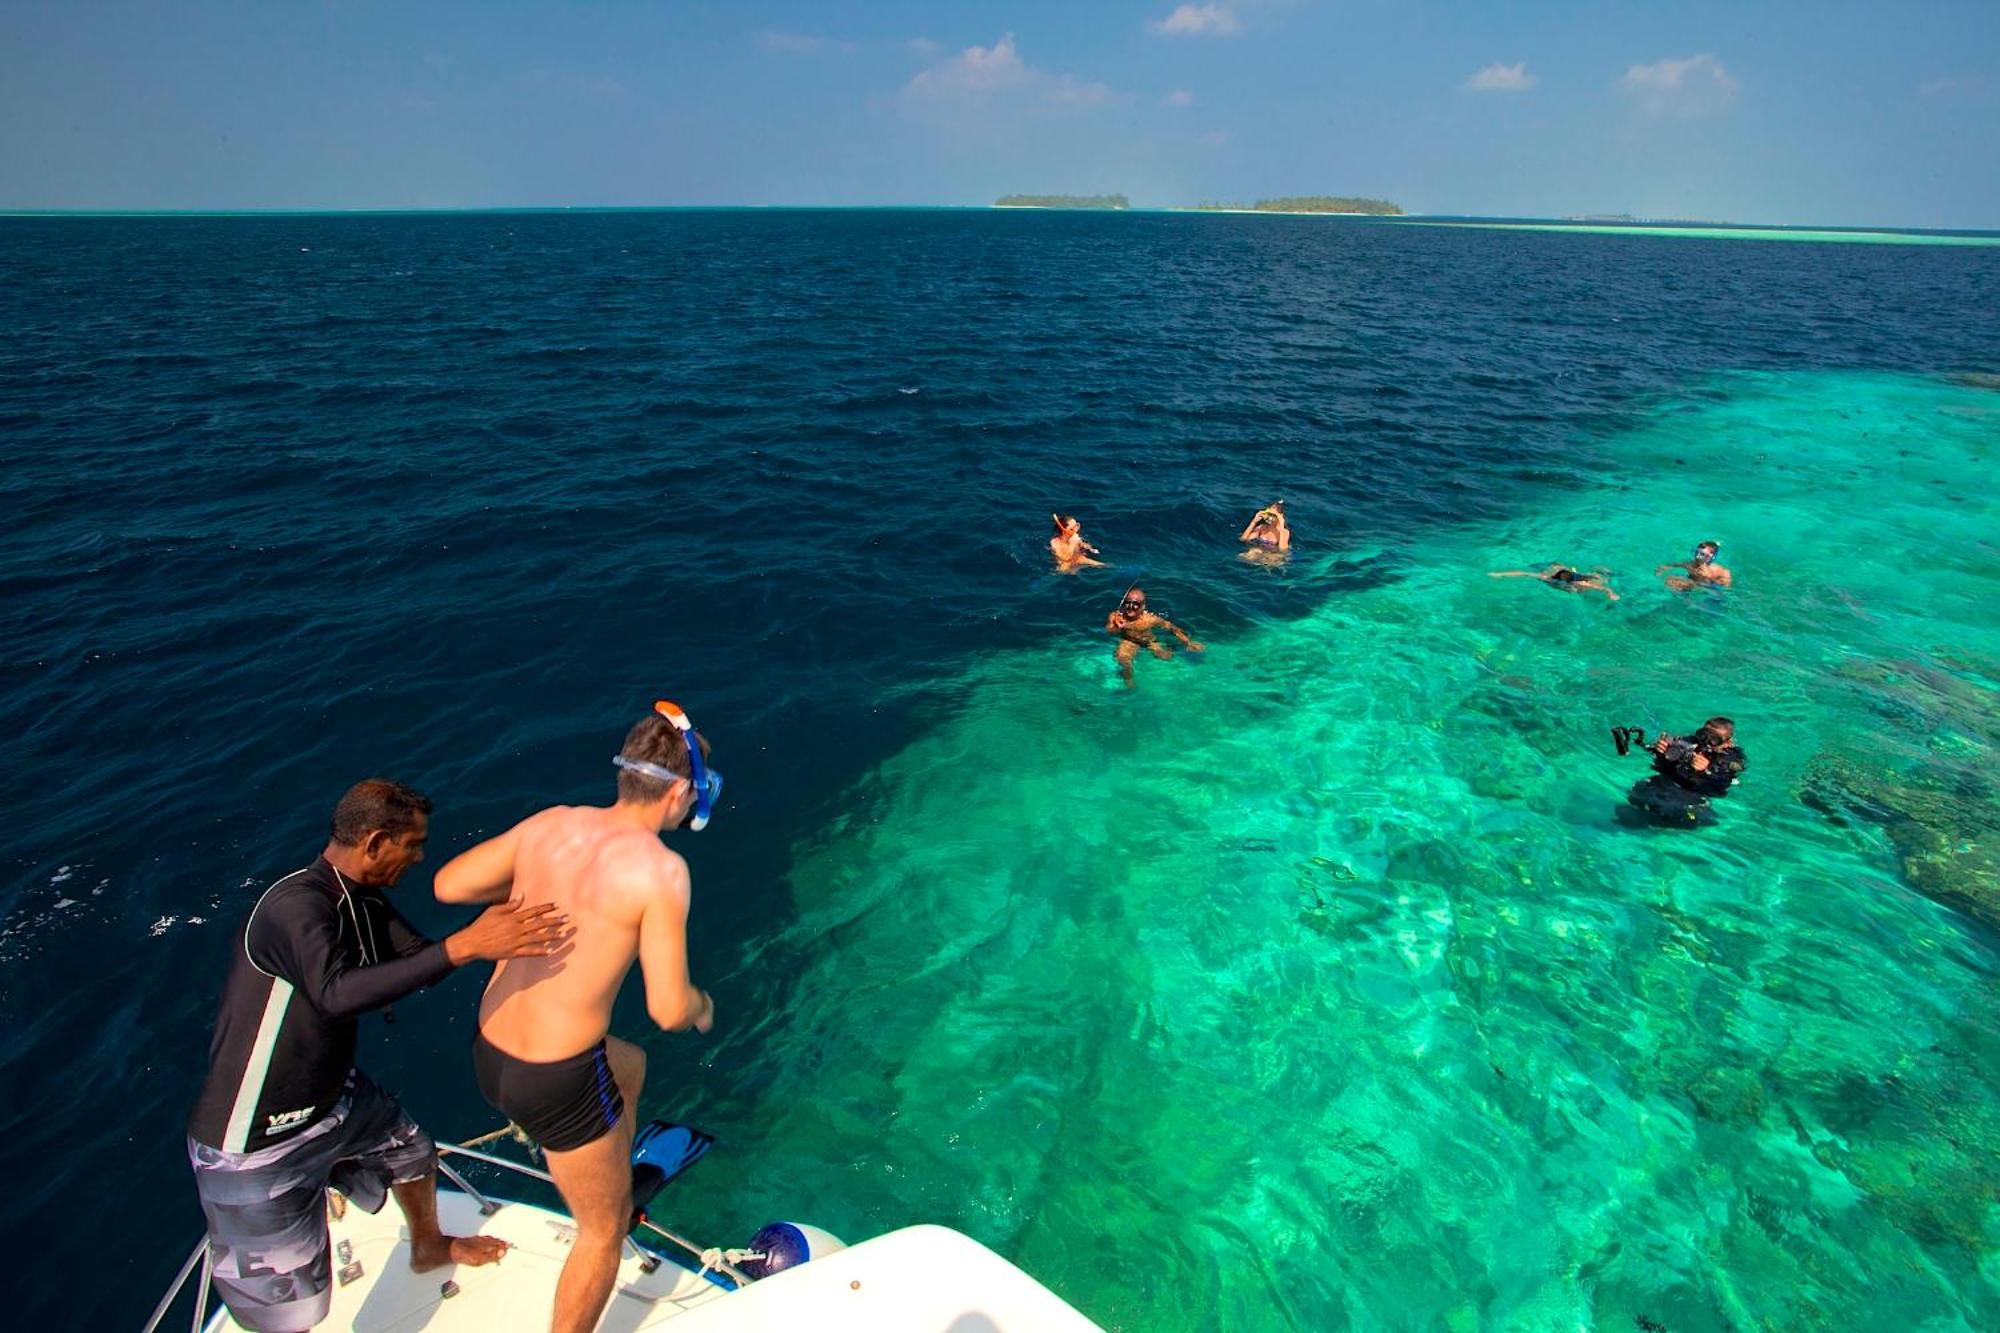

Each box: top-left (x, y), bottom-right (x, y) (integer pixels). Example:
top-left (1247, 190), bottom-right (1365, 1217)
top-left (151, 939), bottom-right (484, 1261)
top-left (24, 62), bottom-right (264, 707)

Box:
top-left (738, 1221), bottom-right (847, 1280)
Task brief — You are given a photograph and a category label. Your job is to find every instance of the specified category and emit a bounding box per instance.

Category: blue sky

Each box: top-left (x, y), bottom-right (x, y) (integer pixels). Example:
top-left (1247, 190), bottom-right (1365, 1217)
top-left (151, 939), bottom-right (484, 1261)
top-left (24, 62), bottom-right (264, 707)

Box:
top-left (2, 1), bottom-right (1996, 225)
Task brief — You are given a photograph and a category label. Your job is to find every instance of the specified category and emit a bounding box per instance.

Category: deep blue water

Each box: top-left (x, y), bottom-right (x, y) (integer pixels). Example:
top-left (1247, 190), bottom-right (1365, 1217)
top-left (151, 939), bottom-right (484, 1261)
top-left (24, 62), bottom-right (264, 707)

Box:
top-left (2, 210), bottom-right (1998, 1330)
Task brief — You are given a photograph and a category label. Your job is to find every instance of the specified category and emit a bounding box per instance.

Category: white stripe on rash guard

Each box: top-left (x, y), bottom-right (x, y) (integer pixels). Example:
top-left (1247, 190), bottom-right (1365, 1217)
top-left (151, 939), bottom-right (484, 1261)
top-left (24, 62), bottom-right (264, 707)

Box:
top-left (223, 977), bottom-right (295, 1152)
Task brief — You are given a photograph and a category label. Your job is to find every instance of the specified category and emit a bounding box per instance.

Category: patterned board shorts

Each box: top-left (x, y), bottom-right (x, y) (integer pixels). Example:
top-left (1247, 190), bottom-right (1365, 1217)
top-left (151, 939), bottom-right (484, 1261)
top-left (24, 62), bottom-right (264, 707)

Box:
top-left (188, 1071), bottom-right (435, 1333)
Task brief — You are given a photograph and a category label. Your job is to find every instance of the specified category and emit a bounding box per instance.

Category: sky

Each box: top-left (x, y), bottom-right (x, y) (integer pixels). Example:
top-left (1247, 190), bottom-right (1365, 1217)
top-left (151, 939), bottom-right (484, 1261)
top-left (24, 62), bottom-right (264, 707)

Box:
top-left (2, 1), bottom-right (1997, 226)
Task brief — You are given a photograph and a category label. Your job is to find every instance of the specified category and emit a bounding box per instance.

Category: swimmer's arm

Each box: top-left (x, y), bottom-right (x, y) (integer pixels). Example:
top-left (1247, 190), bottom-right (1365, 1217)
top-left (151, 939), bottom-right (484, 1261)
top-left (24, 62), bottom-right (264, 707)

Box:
top-left (1238, 520), bottom-right (1261, 542)
top-left (1105, 612), bottom-right (1125, 633)
top-left (1712, 566), bottom-right (1733, 587)
top-left (1162, 619), bottom-right (1204, 651)
top-left (433, 811), bottom-right (544, 905)
top-left (1487, 570), bottom-right (1536, 578)
top-left (1275, 527), bottom-right (1291, 552)
top-left (638, 859), bottom-right (712, 1033)
top-left (1654, 560), bottom-right (1689, 575)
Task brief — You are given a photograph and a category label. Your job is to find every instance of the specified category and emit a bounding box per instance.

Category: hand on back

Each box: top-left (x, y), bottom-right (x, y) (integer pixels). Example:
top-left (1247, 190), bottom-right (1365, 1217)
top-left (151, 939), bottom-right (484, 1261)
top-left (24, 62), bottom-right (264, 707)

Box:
top-left (449, 899), bottom-right (572, 964)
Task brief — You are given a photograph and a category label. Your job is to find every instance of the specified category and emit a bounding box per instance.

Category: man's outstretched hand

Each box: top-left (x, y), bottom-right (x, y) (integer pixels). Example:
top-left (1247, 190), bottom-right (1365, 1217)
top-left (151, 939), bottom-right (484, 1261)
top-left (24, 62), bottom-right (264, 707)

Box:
top-left (446, 899), bottom-right (573, 965)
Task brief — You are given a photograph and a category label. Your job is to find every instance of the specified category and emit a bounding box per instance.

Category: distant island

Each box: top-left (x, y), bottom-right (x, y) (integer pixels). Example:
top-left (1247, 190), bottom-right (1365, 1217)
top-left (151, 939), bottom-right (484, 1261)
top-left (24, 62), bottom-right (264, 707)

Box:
top-left (1564, 213), bottom-right (1731, 226)
top-left (994, 194), bottom-right (1129, 210)
top-left (1191, 196), bottom-right (1403, 216)
top-left (990, 193), bottom-right (1404, 216)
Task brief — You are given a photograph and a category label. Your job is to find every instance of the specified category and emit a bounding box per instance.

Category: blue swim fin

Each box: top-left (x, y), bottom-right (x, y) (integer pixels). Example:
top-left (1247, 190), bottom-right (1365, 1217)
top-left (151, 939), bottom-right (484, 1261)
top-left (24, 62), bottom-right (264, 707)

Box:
top-left (630, 1120), bottom-right (715, 1215)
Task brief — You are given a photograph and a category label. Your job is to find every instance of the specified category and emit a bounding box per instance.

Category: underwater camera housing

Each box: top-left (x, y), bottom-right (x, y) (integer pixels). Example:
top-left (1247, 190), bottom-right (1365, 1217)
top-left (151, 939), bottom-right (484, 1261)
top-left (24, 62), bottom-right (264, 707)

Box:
top-left (1614, 726), bottom-right (1695, 763)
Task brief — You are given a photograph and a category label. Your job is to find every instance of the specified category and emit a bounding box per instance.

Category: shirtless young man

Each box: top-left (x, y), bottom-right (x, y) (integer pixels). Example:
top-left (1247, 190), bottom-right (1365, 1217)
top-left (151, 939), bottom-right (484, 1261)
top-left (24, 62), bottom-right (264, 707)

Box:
top-left (1656, 540), bottom-right (1733, 591)
top-left (434, 703), bottom-right (719, 1333)
top-left (1106, 586), bottom-right (1204, 687)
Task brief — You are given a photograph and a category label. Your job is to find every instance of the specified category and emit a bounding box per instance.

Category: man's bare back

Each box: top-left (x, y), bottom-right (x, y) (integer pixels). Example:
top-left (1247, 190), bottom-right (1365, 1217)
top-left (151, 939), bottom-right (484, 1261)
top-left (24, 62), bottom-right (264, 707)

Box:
top-left (476, 805), bottom-right (687, 1061)
top-left (436, 706), bottom-right (719, 1333)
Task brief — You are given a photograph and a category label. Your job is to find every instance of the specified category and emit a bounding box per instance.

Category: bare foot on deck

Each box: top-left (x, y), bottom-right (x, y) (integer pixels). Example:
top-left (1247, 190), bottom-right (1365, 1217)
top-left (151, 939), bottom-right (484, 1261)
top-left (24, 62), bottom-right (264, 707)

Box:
top-left (410, 1233), bottom-right (510, 1271)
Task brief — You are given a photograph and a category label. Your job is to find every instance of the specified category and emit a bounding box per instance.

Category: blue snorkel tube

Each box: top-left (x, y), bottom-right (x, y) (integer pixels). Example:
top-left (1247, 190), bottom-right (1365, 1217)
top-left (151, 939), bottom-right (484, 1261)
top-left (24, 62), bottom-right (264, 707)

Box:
top-left (612, 699), bottom-right (722, 831)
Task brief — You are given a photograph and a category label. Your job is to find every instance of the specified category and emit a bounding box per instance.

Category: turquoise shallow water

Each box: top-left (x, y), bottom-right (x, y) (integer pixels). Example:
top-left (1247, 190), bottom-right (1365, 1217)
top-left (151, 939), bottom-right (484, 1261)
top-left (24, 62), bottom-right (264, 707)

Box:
top-left (680, 372), bottom-right (2000, 1330)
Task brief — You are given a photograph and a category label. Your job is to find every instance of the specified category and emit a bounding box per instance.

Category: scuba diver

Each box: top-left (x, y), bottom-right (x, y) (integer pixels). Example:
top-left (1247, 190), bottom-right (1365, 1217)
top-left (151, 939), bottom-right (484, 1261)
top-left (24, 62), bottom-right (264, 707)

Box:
top-left (1617, 716), bottom-right (1747, 826)
top-left (1050, 514), bottom-right (1105, 572)
top-left (1656, 540), bottom-right (1732, 591)
top-left (1106, 586), bottom-right (1204, 687)
top-left (1488, 563), bottom-right (1619, 601)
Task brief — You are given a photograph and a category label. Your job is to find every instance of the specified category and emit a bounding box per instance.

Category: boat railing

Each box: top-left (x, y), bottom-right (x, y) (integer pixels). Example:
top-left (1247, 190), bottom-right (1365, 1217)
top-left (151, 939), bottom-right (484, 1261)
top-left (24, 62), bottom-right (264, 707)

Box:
top-left (141, 1135), bottom-right (751, 1333)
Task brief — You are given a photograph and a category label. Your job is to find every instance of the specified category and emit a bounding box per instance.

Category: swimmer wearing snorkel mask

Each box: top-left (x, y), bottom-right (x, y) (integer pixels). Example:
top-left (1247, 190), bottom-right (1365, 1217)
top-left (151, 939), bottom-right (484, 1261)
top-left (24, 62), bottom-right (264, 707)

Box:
top-left (1657, 540), bottom-right (1732, 590)
top-left (1050, 514), bottom-right (1105, 572)
top-left (1488, 563), bottom-right (1619, 601)
top-left (1238, 501), bottom-right (1291, 553)
top-left (1106, 586), bottom-right (1204, 687)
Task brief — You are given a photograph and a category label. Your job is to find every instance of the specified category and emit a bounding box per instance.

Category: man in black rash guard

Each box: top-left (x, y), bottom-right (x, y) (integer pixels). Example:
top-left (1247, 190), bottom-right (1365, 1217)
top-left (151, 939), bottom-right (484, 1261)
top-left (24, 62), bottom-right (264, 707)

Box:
top-left (187, 779), bottom-right (571, 1333)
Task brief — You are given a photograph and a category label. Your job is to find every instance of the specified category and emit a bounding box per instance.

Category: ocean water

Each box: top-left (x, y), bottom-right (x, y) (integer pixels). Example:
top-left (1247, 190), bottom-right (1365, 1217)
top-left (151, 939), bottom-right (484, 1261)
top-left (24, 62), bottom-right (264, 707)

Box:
top-left (1413, 220), bottom-right (2000, 246)
top-left (1, 211), bottom-right (1997, 1331)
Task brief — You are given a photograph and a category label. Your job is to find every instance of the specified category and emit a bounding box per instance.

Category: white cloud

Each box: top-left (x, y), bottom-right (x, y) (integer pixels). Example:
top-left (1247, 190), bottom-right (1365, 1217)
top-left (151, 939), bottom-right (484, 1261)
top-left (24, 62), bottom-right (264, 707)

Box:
top-left (1151, 5), bottom-right (1242, 38)
top-left (905, 33), bottom-right (1034, 99)
top-left (758, 31), bottom-right (856, 56)
top-left (1163, 88), bottom-right (1194, 108)
top-left (907, 37), bottom-right (942, 59)
top-left (1465, 62), bottom-right (1536, 94)
top-left (903, 33), bottom-right (1118, 110)
top-left (1620, 53), bottom-right (1739, 116)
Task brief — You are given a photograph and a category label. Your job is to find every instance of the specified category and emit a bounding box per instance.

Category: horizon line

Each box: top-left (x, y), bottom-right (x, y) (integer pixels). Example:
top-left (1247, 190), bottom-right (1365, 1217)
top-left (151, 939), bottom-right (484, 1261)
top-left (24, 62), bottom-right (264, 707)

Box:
top-left (0, 205), bottom-right (1993, 235)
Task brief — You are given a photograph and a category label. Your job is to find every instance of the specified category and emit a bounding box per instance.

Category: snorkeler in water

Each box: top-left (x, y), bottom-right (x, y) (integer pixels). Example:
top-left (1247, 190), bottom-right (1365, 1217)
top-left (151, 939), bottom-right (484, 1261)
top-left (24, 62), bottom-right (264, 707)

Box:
top-left (1050, 514), bottom-right (1105, 572)
top-left (1238, 501), bottom-right (1291, 554)
top-left (1488, 564), bottom-right (1619, 602)
top-left (1656, 540), bottom-right (1732, 591)
top-left (1106, 586), bottom-right (1203, 687)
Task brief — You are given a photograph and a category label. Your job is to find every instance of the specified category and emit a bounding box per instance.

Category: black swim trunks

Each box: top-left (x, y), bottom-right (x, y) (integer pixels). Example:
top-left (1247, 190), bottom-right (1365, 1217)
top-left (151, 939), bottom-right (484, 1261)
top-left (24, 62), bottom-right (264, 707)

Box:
top-left (473, 1030), bottom-right (623, 1151)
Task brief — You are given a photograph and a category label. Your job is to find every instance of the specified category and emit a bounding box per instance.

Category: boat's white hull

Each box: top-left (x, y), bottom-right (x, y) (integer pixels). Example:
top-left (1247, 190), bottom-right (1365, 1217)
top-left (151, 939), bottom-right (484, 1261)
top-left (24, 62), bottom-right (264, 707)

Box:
top-left (202, 1188), bottom-right (1098, 1332)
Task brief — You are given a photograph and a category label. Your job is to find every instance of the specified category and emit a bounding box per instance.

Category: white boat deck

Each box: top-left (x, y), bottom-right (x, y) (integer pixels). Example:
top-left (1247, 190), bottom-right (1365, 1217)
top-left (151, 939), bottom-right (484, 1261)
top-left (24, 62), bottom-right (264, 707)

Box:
top-left (204, 1189), bottom-right (1100, 1332)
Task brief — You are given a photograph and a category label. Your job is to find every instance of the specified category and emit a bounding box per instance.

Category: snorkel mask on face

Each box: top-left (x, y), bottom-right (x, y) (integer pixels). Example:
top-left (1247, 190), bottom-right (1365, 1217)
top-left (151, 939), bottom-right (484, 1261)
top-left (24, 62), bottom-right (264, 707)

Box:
top-left (1693, 543), bottom-right (1718, 565)
top-left (612, 700), bottom-right (723, 831)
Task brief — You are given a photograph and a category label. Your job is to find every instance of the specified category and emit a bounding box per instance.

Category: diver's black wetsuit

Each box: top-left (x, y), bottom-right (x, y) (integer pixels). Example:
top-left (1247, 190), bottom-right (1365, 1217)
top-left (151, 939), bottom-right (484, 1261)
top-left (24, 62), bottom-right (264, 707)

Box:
top-left (1652, 740), bottom-right (1747, 796)
top-left (1628, 736), bottom-right (1747, 825)
top-left (188, 857), bottom-right (451, 1153)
